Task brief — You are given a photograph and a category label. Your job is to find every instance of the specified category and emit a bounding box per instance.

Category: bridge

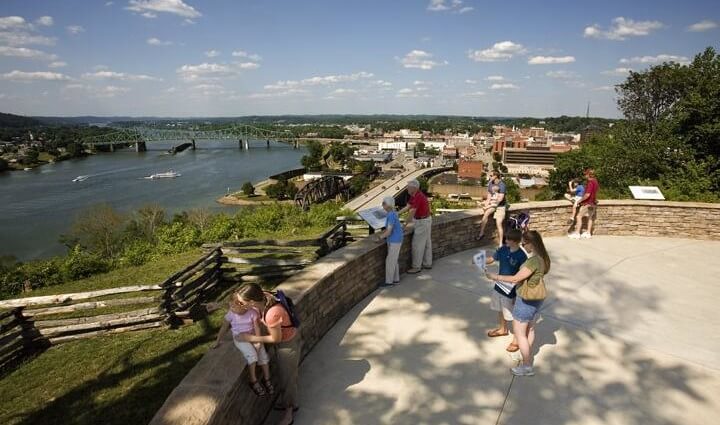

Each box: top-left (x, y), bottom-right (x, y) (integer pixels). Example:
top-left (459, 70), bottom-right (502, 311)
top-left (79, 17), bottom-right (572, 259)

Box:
top-left (78, 125), bottom-right (298, 152)
top-left (345, 166), bottom-right (451, 212)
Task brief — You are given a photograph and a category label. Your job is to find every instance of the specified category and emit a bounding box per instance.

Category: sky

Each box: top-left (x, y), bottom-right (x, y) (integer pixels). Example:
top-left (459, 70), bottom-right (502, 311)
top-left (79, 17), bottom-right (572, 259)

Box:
top-left (0, 0), bottom-right (718, 118)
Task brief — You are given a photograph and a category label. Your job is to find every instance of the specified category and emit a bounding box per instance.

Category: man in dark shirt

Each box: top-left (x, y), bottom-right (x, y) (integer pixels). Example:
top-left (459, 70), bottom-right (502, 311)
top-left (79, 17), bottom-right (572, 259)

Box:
top-left (400, 178), bottom-right (432, 273)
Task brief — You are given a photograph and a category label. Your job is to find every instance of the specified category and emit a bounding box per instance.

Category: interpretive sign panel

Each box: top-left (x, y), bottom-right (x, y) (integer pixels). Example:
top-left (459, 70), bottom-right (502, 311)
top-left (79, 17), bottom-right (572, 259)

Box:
top-left (629, 186), bottom-right (665, 200)
top-left (358, 206), bottom-right (388, 230)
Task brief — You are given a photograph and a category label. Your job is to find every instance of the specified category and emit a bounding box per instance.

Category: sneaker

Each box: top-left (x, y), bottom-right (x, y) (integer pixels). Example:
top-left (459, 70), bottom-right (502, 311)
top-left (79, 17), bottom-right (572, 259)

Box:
top-left (581, 232), bottom-right (592, 239)
top-left (407, 268), bottom-right (422, 274)
top-left (378, 282), bottom-right (395, 288)
top-left (567, 232), bottom-right (581, 239)
top-left (511, 365), bottom-right (535, 376)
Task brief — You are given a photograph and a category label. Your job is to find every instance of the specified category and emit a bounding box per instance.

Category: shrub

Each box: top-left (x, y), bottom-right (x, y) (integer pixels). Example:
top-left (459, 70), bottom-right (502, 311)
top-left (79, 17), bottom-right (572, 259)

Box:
top-left (241, 181), bottom-right (255, 196)
top-left (60, 246), bottom-right (110, 280)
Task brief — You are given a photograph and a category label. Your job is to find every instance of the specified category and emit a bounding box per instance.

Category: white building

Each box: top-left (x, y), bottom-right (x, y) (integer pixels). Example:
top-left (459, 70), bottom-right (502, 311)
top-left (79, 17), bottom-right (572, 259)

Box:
top-left (378, 141), bottom-right (407, 151)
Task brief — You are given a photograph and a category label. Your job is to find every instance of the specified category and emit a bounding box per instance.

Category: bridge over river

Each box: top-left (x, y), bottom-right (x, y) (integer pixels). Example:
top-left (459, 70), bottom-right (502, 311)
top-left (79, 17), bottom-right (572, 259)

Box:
top-left (79, 125), bottom-right (299, 152)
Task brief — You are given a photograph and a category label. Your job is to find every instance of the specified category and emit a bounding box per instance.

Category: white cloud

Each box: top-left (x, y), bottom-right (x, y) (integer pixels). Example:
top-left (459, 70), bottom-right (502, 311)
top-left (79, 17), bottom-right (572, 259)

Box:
top-left (231, 50), bottom-right (262, 61)
top-left (427, 0), bottom-right (473, 14)
top-left (176, 62), bottom-right (259, 82)
top-left (545, 70), bottom-right (579, 79)
top-left (601, 67), bottom-right (633, 76)
top-left (0, 16), bottom-right (56, 46)
top-left (0, 70), bottom-right (71, 81)
top-left (413, 80), bottom-right (429, 85)
top-left (490, 83), bottom-right (519, 90)
top-left (619, 54), bottom-right (690, 65)
top-left (687, 20), bottom-right (718, 32)
top-left (329, 88), bottom-right (357, 95)
top-left (396, 87), bottom-right (431, 98)
top-left (592, 85), bottom-right (615, 91)
top-left (0, 46), bottom-right (57, 60)
top-left (82, 70), bottom-right (163, 81)
top-left (464, 79), bottom-right (477, 84)
top-left (583, 17), bottom-right (664, 41)
top-left (528, 55), bottom-right (575, 65)
top-left (371, 80), bottom-right (392, 87)
top-left (205, 49), bottom-right (220, 58)
top-left (126, 0), bottom-right (201, 19)
top-left (237, 62), bottom-right (260, 69)
top-left (400, 50), bottom-right (447, 70)
top-left (248, 88), bottom-right (309, 99)
top-left (462, 91), bottom-right (486, 97)
top-left (142, 12), bottom-right (157, 18)
top-left (96, 85), bottom-right (130, 97)
top-left (485, 75), bottom-right (505, 81)
top-left (48, 61), bottom-right (67, 68)
top-left (106, 2), bottom-right (114, 6)
top-left (264, 72), bottom-right (374, 90)
top-left (35, 16), bottom-right (53, 26)
top-left (147, 37), bottom-right (172, 46)
top-left (66, 25), bottom-right (85, 35)
top-left (468, 41), bottom-right (526, 62)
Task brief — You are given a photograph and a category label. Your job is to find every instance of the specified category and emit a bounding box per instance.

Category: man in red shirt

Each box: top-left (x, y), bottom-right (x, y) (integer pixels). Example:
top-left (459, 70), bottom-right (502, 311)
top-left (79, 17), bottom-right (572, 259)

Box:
top-left (400, 178), bottom-right (432, 273)
top-left (569, 168), bottom-right (599, 239)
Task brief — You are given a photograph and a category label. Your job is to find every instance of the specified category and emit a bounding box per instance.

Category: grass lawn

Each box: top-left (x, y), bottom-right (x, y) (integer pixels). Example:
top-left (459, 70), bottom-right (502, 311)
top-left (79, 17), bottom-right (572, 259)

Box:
top-left (0, 250), bottom-right (228, 425)
top-left (0, 310), bottom-right (224, 425)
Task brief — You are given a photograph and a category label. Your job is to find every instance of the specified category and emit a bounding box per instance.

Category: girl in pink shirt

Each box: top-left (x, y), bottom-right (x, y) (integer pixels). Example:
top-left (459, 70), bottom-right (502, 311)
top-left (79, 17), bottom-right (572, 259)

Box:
top-left (214, 291), bottom-right (274, 397)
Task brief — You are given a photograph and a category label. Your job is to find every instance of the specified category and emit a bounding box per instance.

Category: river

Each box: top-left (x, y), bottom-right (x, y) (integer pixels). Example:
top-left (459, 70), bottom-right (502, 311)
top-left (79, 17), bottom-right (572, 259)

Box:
top-left (0, 140), bottom-right (306, 261)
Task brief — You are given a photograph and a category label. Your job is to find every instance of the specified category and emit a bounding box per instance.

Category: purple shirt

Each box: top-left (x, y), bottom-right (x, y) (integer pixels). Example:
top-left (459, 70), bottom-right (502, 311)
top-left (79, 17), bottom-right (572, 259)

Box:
top-left (224, 308), bottom-right (258, 335)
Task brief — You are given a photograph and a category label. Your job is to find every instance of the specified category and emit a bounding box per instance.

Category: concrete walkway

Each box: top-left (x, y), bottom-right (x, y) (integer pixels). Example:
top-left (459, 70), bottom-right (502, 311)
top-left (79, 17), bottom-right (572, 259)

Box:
top-left (278, 236), bottom-right (720, 425)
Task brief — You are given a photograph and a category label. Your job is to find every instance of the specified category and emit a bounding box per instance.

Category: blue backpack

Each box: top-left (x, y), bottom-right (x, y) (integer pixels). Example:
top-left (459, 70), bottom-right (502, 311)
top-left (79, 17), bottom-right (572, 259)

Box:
top-left (273, 290), bottom-right (300, 328)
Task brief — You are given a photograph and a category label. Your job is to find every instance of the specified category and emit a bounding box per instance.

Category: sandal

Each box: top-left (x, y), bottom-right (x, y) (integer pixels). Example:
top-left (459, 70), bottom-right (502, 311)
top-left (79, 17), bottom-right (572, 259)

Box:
top-left (506, 342), bottom-right (519, 352)
top-left (263, 378), bottom-right (275, 395)
top-left (249, 380), bottom-right (266, 397)
top-left (487, 329), bottom-right (509, 338)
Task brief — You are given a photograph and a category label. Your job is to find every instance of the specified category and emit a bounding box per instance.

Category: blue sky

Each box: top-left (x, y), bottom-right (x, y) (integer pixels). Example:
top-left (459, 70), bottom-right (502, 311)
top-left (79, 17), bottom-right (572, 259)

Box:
top-left (0, 0), bottom-right (718, 118)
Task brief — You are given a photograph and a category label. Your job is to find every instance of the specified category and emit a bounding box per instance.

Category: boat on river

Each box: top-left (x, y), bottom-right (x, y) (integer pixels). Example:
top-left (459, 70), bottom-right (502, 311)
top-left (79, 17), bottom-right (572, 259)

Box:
top-left (145, 170), bottom-right (181, 179)
top-left (72, 175), bottom-right (90, 182)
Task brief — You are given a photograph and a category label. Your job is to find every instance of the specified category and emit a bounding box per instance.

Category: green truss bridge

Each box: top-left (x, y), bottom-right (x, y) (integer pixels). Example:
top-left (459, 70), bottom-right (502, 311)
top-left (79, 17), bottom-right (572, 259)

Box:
top-left (79, 125), bottom-right (299, 152)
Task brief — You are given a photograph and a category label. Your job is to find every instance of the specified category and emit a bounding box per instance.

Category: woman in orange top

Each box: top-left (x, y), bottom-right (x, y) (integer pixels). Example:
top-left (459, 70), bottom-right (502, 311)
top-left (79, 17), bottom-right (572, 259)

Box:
top-left (236, 283), bottom-right (299, 425)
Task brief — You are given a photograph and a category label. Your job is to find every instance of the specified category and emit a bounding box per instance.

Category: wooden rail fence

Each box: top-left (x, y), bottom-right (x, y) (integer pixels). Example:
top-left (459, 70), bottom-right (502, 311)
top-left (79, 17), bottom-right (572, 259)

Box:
top-left (0, 224), bottom-right (353, 371)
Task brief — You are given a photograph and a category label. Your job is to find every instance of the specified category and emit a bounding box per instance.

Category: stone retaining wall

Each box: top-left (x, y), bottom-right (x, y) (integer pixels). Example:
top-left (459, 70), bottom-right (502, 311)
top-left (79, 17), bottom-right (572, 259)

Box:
top-left (149, 200), bottom-right (720, 425)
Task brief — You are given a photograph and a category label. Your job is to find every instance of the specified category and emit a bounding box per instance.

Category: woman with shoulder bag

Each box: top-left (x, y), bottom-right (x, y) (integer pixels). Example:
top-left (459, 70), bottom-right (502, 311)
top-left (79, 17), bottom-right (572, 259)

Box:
top-left (486, 230), bottom-right (550, 377)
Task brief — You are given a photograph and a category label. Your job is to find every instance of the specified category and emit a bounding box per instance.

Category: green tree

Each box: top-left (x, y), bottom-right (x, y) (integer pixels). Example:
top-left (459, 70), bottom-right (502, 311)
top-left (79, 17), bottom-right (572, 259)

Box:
top-left (67, 204), bottom-right (127, 258)
top-left (301, 140), bottom-right (324, 171)
top-left (502, 177), bottom-right (521, 203)
top-left (241, 181), bottom-right (255, 196)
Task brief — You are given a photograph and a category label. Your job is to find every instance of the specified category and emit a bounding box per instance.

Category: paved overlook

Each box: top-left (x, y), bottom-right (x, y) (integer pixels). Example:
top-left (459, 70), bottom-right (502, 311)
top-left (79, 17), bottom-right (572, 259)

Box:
top-left (266, 236), bottom-right (720, 425)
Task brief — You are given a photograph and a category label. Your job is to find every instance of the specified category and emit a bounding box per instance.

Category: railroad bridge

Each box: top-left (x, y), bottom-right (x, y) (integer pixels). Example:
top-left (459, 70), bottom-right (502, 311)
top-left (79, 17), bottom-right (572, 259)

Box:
top-left (79, 125), bottom-right (298, 152)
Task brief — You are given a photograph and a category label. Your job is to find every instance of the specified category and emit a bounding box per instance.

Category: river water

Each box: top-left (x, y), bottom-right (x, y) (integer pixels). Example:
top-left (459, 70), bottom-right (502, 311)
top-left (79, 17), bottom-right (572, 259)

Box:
top-left (0, 140), bottom-right (305, 261)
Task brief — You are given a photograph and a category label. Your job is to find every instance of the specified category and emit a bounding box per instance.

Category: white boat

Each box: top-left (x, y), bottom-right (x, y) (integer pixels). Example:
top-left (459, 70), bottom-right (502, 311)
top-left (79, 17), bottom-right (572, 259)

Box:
top-left (72, 175), bottom-right (90, 182)
top-left (146, 170), bottom-right (181, 179)
top-left (23, 167), bottom-right (32, 171)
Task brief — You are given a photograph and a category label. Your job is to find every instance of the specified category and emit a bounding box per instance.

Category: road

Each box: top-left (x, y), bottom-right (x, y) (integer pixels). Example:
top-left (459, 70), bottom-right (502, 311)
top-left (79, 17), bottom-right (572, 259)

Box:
top-left (345, 166), bottom-right (449, 212)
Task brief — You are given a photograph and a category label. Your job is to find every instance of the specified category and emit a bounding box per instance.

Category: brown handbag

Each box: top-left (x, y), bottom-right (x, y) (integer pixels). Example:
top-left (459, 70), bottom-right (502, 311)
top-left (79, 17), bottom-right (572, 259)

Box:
top-left (518, 275), bottom-right (547, 301)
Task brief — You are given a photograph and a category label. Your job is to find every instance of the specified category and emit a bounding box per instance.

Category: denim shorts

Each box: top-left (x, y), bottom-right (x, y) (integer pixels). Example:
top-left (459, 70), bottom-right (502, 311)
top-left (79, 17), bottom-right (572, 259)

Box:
top-left (513, 297), bottom-right (544, 322)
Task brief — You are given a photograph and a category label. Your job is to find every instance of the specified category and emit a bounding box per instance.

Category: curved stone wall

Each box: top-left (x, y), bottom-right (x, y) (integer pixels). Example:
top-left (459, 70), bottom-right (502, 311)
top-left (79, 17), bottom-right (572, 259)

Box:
top-left (150, 200), bottom-right (720, 425)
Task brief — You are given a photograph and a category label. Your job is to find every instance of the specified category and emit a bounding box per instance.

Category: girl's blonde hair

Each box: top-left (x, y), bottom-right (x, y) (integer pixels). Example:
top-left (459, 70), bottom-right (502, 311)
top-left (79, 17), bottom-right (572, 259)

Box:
top-left (523, 230), bottom-right (551, 274)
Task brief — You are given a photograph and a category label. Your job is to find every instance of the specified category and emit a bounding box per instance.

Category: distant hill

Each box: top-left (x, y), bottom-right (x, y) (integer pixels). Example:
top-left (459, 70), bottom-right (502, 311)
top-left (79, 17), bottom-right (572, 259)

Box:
top-left (0, 112), bottom-right (41, 128)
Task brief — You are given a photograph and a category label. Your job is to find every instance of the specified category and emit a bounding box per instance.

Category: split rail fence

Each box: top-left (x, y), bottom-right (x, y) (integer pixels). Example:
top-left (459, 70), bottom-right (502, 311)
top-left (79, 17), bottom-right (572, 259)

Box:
top-left (0, 223), bottom-right (352, 371)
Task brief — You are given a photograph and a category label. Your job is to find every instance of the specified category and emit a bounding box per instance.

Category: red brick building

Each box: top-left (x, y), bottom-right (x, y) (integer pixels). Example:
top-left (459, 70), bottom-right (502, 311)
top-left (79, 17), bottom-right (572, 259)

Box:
top-left (458, 159), bottom-right (485, 179)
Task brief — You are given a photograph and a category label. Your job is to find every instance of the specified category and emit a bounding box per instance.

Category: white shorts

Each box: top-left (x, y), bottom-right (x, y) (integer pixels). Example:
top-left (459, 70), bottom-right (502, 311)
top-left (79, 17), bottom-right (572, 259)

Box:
top-left (233, 339), bottom-right (269, 365)
top-left (490, 290), bottom-right (515, 321)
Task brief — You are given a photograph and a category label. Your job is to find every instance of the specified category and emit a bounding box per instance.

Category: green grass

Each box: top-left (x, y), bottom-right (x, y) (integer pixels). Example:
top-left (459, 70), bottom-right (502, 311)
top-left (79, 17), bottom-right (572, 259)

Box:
top-left (0, 310), bottom-right (224, 425)
top-left (14, 250), bottom-right (202, 299)
top-left (0, 250), bottom-right (231, 425)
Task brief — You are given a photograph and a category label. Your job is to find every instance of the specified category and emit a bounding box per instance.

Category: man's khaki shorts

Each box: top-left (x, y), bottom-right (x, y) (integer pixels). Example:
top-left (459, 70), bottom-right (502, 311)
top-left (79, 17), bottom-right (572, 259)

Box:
top-left (578, 204), bottom-right (597, 218)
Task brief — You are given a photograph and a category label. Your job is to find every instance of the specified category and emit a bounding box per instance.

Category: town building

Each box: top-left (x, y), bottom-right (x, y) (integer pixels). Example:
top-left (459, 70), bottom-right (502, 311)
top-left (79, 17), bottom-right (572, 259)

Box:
top-left (458, 159), bottom-right (484, 179)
